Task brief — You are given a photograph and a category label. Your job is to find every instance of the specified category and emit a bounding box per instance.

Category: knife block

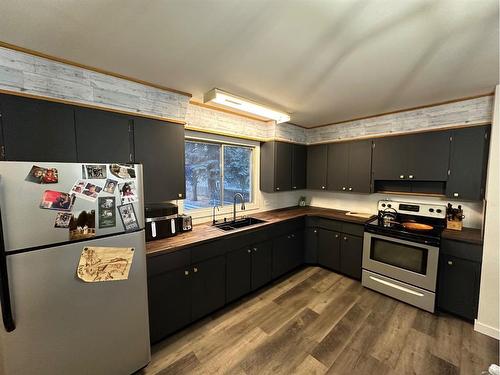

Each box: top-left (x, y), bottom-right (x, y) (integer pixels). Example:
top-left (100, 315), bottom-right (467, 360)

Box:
top-left (446, 219), bottom-right (463, 231)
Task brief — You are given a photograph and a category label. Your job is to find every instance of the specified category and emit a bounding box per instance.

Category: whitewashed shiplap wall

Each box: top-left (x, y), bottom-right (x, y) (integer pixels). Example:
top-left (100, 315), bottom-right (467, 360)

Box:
top-left (185, 105), bottom-right (307, 143)
top-left (306, 96), bottom-right (494, 144)
top-left (0, 46), bottom-right (189, 121)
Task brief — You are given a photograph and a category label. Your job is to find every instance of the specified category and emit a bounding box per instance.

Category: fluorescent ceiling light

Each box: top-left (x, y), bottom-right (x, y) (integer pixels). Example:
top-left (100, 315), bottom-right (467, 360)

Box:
top-left (204, 88), bottom-right (291, 124)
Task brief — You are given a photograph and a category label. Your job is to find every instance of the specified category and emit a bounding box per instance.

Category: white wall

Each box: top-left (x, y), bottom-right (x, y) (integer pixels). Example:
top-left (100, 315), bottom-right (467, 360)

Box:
top-left (476, 86), bottom-right (500, 339)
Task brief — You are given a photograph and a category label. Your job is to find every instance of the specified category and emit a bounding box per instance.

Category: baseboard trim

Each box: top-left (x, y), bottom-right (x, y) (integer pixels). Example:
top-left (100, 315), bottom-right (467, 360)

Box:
top-left (474, 319), bottom-right (500, 340)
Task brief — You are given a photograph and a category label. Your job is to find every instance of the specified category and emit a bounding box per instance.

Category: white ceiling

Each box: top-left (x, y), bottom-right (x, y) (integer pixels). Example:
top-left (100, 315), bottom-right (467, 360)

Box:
top-left (0, 0), bottom-right (498, 127)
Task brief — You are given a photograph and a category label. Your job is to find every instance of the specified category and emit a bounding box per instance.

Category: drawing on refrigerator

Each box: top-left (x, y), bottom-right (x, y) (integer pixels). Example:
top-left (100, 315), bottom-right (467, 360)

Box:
top-left (77, 247), bottom-right (134, 282)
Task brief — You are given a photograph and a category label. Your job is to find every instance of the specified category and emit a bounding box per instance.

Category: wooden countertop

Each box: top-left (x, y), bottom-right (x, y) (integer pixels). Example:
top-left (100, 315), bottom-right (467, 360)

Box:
top-left (146, 206), bottom-right (375, 257)
top-left (441, 227), bottom-right (483, 245)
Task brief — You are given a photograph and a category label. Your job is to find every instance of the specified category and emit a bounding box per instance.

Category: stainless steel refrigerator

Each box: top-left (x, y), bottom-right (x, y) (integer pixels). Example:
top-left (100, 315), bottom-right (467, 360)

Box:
top-left (0, 162), bottom-right (150, 375)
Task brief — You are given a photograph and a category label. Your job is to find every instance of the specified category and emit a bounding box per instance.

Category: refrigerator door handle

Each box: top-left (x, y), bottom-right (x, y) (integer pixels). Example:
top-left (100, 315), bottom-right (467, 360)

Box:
top-left (0, 203), bottom-right (15, 332)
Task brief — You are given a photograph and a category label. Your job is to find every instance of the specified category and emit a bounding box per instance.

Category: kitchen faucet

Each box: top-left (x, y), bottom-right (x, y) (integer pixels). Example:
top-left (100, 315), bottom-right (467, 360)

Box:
top-left (233, 193), bottom-right (245, 222)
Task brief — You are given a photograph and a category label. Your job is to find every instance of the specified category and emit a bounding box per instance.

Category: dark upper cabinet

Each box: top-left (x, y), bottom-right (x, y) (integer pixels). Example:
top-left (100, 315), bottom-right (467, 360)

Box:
top-left (191, 255), bottom-right (226, 321)
top-left (147, 267), bottom-right (191, 344)
top-left (317, 229), bottom-right (341, 271)
top-left (260, 141), bottom-right (305, 192)
top-left (226, 247), bottom-right (252, 303)
top-left (372, 131), bottom-right (450, 182)
top-left (307, 144), bottom-right (328, 190)
top-left (291, 144), bottom-right (307, 190)
top-left (134, 118), bottom-right (186, 202)
top-left (372, 135), bottom-right (409, 180)
top-left (339, 234), bottom-right (363, 279)
top-left (251, 240), bottom-right (273, 290)
top-left (0, 94), bottom-right (77, 162)
top-left (406, 131), bottom-right (450, 181)
top-left (446, 125), bottom-right (490, 201)
top-left (327, 140), bottom-right (372, 193)
top-left (75, 107), bottom-right (133, 163)
top-left (327, 142), bottom-right (349, 192)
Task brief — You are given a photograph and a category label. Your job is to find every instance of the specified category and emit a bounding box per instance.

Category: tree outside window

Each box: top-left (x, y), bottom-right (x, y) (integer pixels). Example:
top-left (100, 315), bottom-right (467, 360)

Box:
top-left (185, 141), bottom-right (253, 210)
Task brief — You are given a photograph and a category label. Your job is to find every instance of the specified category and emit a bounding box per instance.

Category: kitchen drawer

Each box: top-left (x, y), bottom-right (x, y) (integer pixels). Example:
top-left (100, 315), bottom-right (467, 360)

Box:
top-left (440, 239), bottom-right (483, 263)
top-left (190, 240), bottom-right (228, 263)
top-left (147, 248), bottom-right (191, 277)
top-left (317, 218), bottom-right (342, 232)
top-left (269, 218), bottom-right (304, 238)
top-left (341, 222), bottom-right (364, 237)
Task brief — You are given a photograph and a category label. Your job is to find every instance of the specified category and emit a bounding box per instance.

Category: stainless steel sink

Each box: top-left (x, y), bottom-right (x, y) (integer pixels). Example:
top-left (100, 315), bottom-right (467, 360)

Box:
top-left (214, 217), bottom-right (266, 231)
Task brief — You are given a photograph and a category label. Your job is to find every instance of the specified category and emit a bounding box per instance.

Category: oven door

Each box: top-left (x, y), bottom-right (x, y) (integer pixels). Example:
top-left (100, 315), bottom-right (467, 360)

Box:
top-left (362, 232), bottom-right (439, 291)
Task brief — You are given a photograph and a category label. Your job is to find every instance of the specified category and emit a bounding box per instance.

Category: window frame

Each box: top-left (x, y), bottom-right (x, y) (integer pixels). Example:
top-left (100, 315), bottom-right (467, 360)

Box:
top-left (184, 136), bottom-right (258, 218)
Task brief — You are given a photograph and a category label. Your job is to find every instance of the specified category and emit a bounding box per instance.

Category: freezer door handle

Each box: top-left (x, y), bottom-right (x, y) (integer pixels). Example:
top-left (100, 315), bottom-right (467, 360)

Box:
top-left (0, 203), bottom-right (15, 332)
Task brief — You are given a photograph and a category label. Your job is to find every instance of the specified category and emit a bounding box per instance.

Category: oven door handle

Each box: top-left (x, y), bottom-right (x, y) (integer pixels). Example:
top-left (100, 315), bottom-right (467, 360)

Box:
top-left (368, 275), bottom-right (424, 297)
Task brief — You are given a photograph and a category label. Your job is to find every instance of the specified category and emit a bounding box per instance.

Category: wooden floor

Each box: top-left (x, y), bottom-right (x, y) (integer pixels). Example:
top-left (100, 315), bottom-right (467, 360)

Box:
top-left (140, 266), bottom-right (499, 375)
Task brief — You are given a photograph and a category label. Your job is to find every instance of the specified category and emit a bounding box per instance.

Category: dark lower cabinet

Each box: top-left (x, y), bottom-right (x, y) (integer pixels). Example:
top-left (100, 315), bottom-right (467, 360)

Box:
top-left (134, 118), bottom-right (186, 202)
top-left (304, 227), bottom-right (319, 263)
top-left (317, 229), bottom-right (341, 271)
top-left (75, 107), bottom-right (134, 163)
top-left (272, 231), bottom-right (304, 278)
top-left (0, 93), bottom-right (77, 162)
top-left (251, 241), bottom-right (273, 290)
top-left (226, 247), bottom-right (252, 303)
top-left (339, 234), bottom-right (363, 279)
top-left (191, 256), bottom-right (226, 321)
top-left (148, 267), bottom-right (191, 343)
top-left (438, 255), bottom-right (481, 321)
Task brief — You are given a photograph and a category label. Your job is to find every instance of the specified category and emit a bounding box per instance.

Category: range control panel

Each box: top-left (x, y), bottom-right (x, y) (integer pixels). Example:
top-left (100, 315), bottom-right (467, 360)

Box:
top-left (377, 200), bottom-right (447, 219)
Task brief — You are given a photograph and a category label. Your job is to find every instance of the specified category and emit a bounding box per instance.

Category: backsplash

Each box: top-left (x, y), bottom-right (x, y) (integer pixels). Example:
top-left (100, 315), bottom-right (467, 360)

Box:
top-left (0, 46), bottom-right (189, 121)
top-left (306, 191), bottom-right (484, 229)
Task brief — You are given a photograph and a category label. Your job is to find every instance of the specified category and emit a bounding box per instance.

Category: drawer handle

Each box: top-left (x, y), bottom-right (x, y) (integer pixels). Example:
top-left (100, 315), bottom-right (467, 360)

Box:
top-left (447, 260), bottom-right (453, 266)
top-left (184, 270), bottom-right (189, 276)
top-left (369, 276), bottom-right (424, 297)
top-left (193, 267), bottom-right (198, 273)
top-left (335, 234), bottom-right (339, 238)
top-left (253, 247), bottom-right (257, 252)
top-left (247, 249), bottom-right (251, 253)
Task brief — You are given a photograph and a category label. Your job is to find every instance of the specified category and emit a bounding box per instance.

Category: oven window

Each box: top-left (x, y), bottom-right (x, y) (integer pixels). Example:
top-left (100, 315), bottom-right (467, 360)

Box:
top-left (370, 238), bottom-right (428, 274)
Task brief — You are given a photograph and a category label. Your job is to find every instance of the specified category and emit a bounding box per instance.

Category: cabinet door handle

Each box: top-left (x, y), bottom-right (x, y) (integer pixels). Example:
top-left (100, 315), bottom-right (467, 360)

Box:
top-left (184, 270), bottom-right (189, 276)
top-left (335, 234), bottom-right (339, 238)
top-left (291, 234), bottom-right (295, 238)
top-left (193, 267), bottom-right (198, 273)
top-left (342, 187), bottom-right (346, 191)
top-left (343, 236), bottom-right (347, 241)
top-left (447, 260), bottom-right (453, 266)
top-left (178, 193), bottom-right (183, 198)
top-left (399, 175), bottom-right (405, 179)
top-left (408, 175), bottom-right (414, 179)
top-left (321, 186), bottom-right (325, 190)
top-left (348, 187), bottom-right (353, 191)
top-left (247, 249), bottom-right (251, 253)
top-left (253, 247), bottom-right (257, 252)
top-left (313, 230), bottom-right (317, 233)
top-left (292, 186), bottom-right (297, 189)
top-left (453, 192), bottom-right (459, 197)
top-left (276, 187), bottom-right (280, 191)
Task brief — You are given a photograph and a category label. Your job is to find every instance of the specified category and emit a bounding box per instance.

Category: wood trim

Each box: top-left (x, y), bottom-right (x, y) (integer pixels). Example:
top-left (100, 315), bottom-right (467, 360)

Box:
top-left (0, 41), bottom-right (192, 98)
top-left (306, 121), bottom-right (492, 145)
top-left (185, 126), bottom-right (271, 142)
top-left (0, 89), bottom-right (186, 125)
top-left (308, 93), bottom-right (495, 129)
top-left (189, 100), bottom-right (272, 123)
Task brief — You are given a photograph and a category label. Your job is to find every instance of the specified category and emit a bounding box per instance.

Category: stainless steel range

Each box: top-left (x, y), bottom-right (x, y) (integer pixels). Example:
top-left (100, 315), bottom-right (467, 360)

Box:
top-left (362, 199), bottom-right (447, 312)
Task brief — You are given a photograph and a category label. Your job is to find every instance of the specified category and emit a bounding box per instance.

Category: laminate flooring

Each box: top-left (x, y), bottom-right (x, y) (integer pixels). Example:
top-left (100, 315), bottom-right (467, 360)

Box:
top-left (140, 266), bottom-right (499, 375)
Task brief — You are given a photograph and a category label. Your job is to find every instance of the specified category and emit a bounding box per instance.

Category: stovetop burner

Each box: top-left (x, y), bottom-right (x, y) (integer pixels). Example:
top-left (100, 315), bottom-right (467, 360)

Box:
top-left (365, 200), bottom-right (447, 246)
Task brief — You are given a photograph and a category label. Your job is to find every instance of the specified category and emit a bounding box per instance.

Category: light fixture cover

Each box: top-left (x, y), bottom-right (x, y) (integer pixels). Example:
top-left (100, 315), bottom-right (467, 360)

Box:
top-left (204, 88), bottom-right (290, 123)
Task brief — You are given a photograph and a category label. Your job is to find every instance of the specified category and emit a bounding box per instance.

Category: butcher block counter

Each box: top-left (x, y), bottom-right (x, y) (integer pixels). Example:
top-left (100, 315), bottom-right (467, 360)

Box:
top-left (146, 206), bottom-right (375, 257)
